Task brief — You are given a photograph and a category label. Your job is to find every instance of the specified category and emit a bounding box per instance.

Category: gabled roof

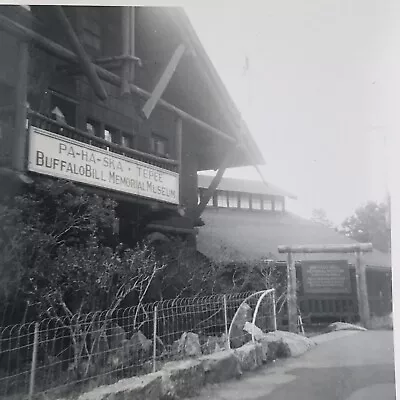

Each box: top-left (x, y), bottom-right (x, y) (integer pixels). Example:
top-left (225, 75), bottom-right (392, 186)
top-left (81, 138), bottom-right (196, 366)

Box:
top-left (198, 174), bottom-right (297, 199)
top-left (164, 8), bottom-right (265, 168)
top-left (197, 208), bottom-right (391, 269)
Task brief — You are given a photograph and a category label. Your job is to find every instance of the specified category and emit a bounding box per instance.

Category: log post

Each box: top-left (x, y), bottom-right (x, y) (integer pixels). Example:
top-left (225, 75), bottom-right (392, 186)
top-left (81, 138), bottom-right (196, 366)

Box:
top-left (12, 39), bottom-right (29, 172)
top-left (176, 117), bottom-right (183, 204)
top-left (121, 6), bottom-right (135, 96)
top-left (286, 251), bottom-right (298, 333)
top-left (52, 6), bottom-right (108, 101)
top-left (355, 251), bottom-right (371, 328)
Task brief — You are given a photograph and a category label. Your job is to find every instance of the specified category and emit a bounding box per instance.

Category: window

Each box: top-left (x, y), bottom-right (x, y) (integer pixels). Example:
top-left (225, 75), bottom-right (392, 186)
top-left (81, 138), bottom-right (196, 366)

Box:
top-left (50, 93), bottom-right (76, 126)
top-left (104, 128), bottom-right (113, 143)
top-left (121, 134), bottom-right (133, 148)
top-left (151, 133), bottom-right (168, 157)
top-left (229, 193), bottom-right (238, 208)
top-left (275, 198), bottom-right (284, 211)
top-left (263, 198), bottom-right (273, 211)
top-left (252, 195), bottom-right (262, 210)
top-left (240, 194), bottom-right (250, 209)
top-left (217, 192), bottom-right (228, 208)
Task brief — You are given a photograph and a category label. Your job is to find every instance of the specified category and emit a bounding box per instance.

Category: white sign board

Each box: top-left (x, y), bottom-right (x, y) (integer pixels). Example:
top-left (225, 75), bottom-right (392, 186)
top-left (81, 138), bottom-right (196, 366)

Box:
top-left (28, 127), bottom-right (179, 204)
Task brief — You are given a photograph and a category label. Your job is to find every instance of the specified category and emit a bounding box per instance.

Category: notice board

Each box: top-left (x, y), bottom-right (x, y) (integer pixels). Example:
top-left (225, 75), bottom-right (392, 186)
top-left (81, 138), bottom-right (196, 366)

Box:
top-left (301, 260), bottom-right (351, 294)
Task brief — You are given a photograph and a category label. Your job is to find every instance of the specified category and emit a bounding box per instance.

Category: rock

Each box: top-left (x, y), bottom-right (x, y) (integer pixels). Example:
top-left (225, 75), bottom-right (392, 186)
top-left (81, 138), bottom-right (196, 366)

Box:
top-left (199, 350), bottom-right (242, 384)
top-left (109, 324), bottom-right (127, 350)
top-left (201, 335), bottom-right (227, 355)
top-left (159, 359), bottom-right (205, 399)
top-left (243, 321), bottom-right (265, 341)
top-left (234, 342), bottom-right (264, 371)
top-left (369, 314), bottom-right (393, 330)
top-left (174, 332), bottom-right (202, 357)
top-left (327, 322), bottom-right (367, 332)
top-left (77, 372), bottom-right (162, 400)
top-left (230, 303), bottom-right (253, 348)
top-left (129, 331), bottom-right (152, 356)
top-left (262, 330), bottom-right (316, 358)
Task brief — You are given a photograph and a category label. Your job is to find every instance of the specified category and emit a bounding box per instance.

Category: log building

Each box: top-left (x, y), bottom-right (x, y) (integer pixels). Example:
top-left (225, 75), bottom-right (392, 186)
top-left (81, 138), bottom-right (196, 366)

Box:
top-left (0, 6), bottom-right (264, 247)
top-left (197, 175), bottom-right (392, 323)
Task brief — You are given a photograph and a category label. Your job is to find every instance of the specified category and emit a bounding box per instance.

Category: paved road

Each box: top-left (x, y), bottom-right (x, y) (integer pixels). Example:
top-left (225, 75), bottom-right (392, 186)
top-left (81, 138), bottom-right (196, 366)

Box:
top-left (192, 330), bottom-right (395, 400)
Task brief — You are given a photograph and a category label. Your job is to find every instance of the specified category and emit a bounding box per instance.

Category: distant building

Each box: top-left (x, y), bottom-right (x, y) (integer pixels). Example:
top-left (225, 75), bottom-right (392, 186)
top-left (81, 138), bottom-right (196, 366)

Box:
top-left (197, 174), bottom-right (392, 322)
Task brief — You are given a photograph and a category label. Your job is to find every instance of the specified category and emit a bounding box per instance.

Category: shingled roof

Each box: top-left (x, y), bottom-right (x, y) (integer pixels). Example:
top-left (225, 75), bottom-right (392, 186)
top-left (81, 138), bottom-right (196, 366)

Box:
top-left (197, 208), bottom-right (391, 269)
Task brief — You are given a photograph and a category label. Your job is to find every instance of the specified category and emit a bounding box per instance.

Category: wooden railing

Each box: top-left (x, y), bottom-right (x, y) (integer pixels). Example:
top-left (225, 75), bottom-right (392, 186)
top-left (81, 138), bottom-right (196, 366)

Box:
top-left (28, 110), bottom-right (179, 173)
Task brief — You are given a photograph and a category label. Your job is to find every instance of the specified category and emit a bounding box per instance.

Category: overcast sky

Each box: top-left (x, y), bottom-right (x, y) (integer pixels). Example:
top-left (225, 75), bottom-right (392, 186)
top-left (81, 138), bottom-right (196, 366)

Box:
top-left (185, 0), bottom-right (399, 225)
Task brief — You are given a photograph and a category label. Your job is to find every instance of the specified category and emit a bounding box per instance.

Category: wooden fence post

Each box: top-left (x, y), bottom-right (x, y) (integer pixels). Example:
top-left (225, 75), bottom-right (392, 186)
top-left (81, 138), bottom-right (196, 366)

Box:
top-left (287, 252), bottom-right (298, 333)
top-left (355, 251), bottom-right (371, 328)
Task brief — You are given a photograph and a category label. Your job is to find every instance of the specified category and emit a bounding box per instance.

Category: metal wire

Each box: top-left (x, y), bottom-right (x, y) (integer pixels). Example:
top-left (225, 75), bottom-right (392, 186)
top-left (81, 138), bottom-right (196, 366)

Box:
top-left (0, 290), bottom-right (276, 399)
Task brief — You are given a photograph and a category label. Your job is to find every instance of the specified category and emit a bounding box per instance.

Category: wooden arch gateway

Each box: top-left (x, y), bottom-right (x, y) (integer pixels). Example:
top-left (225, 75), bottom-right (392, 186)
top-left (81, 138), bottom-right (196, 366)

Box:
top-left (277, 243), bottom-right (373, 332)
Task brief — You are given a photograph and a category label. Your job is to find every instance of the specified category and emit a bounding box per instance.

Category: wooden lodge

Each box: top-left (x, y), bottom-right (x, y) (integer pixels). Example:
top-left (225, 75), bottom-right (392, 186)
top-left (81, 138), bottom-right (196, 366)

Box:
top-left (0, 6), bottom-right (264, 247)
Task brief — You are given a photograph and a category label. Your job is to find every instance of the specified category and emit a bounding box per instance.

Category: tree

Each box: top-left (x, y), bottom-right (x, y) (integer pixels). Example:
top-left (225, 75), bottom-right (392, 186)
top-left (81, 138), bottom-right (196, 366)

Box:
top-left (340, 201), bottom-right (391, 253)
top-left (311, 208), bottom-right (334, 228)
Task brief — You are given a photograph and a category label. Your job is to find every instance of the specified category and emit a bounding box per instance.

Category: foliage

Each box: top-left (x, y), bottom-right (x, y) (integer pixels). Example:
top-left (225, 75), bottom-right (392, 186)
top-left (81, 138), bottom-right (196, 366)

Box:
top-left (311, 208), bottom-right (334, 228)
top-left (0, 179), bottom-right (164, 319)
top-left (340, 200), bottom-right (391, 253)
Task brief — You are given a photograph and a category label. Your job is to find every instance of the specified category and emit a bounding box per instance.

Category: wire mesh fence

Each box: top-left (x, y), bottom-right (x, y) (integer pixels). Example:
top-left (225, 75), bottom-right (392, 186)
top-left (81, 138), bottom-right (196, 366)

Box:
top-left (0, 289), bottom-right (276, 400)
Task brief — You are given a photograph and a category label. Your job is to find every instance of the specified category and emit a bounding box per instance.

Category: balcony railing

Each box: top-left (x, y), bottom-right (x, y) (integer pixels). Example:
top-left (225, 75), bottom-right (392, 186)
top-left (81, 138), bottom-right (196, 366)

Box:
top-left (28, 110), bottom-right (179, 173)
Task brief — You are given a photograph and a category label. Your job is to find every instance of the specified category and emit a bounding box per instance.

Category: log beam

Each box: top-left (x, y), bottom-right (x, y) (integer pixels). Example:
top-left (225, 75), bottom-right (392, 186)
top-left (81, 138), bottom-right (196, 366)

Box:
top-left (142, 43), bottom-right (186, 119)
top-left (278, 243), bottom-right (373, 254)
top-left (52, 6), bottom-right (108, 101)
top-left (193, 145), bottom-right (238, 219)
top-left (0, 14), bottom-right (237, 145)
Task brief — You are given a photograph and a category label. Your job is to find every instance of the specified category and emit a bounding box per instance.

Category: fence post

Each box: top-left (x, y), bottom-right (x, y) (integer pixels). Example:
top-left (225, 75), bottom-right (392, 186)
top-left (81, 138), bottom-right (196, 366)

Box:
top-left (28, 322), bottom-right (39, 400)
top-left (152, 305), bottom-right (158, 373)
top-left (272, 289), bottom-right (277, 331)
top-left (223, 295), bottom-right (229, 349)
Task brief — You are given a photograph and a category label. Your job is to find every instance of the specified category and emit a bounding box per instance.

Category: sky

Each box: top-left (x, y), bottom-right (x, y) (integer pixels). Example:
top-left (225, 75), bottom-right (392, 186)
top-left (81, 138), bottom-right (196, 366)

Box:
top-left (185, 0), bottom-right (399, 226)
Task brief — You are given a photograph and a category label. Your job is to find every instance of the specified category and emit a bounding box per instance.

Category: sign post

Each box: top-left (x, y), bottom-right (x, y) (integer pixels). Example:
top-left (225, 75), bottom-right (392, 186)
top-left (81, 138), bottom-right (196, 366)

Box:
top-left (278, 243), bottom-right (373, 332)
top-left (355, 251), bottom-right (371, 329)
top-left (286, 251), bottom-right (298, 333)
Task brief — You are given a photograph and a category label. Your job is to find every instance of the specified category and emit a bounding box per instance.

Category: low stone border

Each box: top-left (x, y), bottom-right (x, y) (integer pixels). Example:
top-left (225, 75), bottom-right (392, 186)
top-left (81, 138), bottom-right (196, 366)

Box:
top-left (67, 331), bottom-right (316, 400)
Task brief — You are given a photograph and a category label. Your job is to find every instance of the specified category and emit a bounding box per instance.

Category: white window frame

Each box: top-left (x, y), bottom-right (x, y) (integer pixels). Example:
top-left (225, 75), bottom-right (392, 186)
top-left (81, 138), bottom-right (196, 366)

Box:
top-left (240, 194), bottom-right (250, 209)
top-left (263, 198), bottom-right (273, 211)
top-left (229, 192), bottom-right (238, 208)
top-left (252, 195), bottom-right (262, 210)
top-left (217, 192), bottom-right (228, 208)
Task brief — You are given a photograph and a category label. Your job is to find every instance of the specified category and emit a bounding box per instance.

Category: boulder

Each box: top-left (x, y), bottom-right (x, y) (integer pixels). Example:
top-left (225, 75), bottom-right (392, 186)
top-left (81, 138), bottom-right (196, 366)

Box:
top-left (159, 359), bottom-right (204, 399)
top-left (369, 314), bottom-right (393, 330)
top-left (129, 331), bottom-right (152, 357)
top-left (243, 321), bottom-right (265, 341)
top-left (261, 330), bottom-right (316, 358)
top-left (109, 324), bottom-right (127, 350)
top-left (199, 350), bottom-right (242, 384)
top-left (173, 332), bottom-right (202, 358)
top-left (77, 373), bottom-right (162, 400)
top-left (230, 303), bottom-right (253, 348)
top-left (327, 322), bottom-right (368, 332)
top-left (201, 335), bottom-right (227, 355)
top-left (234, 342), bottom-right (264, 371)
